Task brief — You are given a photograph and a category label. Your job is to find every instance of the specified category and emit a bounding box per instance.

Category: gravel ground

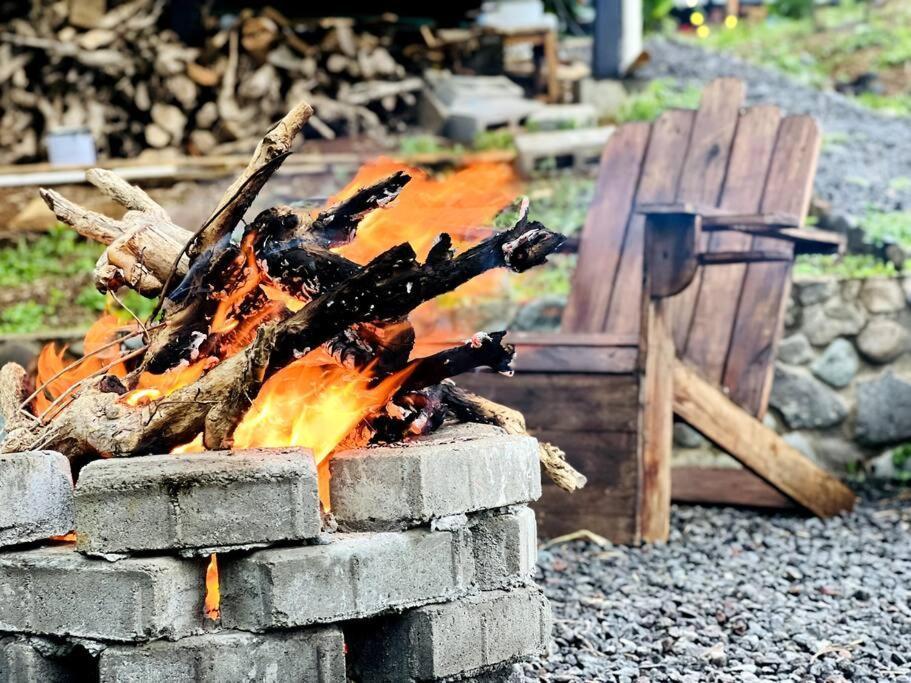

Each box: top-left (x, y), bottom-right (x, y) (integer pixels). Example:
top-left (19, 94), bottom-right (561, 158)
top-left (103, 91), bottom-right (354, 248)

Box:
top-left (640, 38), bottom-right (911, 218)
top-left (522, 484), bottom-right (911, 682)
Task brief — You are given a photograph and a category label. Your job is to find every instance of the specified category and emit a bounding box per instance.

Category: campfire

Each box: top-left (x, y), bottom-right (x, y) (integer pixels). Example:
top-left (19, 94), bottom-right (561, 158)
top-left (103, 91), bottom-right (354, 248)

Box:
top-left (0, 100), bottom-right (583, 504)
top-left (0, 100), bottom-right (580, 680)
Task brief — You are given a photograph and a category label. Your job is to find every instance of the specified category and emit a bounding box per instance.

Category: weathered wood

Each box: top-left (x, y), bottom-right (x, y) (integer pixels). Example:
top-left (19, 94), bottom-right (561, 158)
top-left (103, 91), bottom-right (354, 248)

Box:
top-left (672, 466), bottom-right (796, 509)
top-left (682, 105), bottom-right (782, 383)
top-left (667, 78), bottom-right (745, 352)
top-left (605, 109), bottom-right (696, 338)
top-left (638, 298), bottom-right (674, 543)
top-left (698, 249), bottom-right (793, 265)
top-left (562, 123), bottom-right (651, 332)
top-left (453, 372), bottom-right (640, 434)
top-left (723, 115), bottom-right (821, 415)
top-left (672, 361), bottom-right (856, 517)
top-left (644, 213), bottom-right (701, 298)
top-left (414, 337), bottom-right (639, 374)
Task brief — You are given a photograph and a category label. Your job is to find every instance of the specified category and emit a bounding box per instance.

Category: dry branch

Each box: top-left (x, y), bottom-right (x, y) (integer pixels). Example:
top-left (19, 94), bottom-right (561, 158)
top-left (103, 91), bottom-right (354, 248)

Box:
top-left (440, 381), bottom-right (588, 492)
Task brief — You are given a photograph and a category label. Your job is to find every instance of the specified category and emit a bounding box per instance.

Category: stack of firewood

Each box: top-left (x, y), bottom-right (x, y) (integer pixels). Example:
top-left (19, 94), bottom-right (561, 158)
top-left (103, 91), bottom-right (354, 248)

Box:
top-left (0, 1), bottom-right (429, 164)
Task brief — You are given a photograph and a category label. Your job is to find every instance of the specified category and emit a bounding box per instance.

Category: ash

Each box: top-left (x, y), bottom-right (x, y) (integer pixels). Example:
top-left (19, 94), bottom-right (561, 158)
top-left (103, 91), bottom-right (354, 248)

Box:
top-left (523, 483), bottom-right (911, 682)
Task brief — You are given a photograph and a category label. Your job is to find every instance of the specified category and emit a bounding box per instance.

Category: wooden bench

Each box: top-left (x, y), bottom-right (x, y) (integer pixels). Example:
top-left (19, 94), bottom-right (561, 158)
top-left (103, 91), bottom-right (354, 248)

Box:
top-left (448, 78), bottom-right (855, 543)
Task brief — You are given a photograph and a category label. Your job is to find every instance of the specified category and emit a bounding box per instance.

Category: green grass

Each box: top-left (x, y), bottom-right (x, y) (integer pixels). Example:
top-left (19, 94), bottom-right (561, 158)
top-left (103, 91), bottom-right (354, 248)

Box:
top-left (0, 227), bottom-right (158, 333)
top-left (614, 79), bottom-right (702, 123)
top-left (0, 225), bottom-right (103, 288)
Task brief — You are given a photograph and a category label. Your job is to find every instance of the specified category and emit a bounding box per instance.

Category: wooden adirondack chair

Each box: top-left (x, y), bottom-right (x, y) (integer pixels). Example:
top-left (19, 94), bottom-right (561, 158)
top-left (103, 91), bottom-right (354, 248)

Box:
top-left (443, 78), bottom-right (855, 543)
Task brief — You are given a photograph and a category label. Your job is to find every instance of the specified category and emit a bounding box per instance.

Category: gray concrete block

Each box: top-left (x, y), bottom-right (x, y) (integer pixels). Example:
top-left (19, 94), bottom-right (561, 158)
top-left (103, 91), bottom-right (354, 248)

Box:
top-left (220, 528), bottom-right (474, 630)
top-left (330, 424), bottom-right (541, 531)
top-left (347, 585), bottom-right (551, 682)
top-left (514, 126), bottom-right (615, 175)
top-left (0, 636), bottom-right (83, 683)
top-left (0, 545), bottom-right (203, 642)
top-left (0, 451), bottom-right (74, 548)
top-left (98, 628), bottom-right (345, 683)
top-left (75, 448), bottom-right (320, 556)
top-left (471, 508), bottom-right (537, 589)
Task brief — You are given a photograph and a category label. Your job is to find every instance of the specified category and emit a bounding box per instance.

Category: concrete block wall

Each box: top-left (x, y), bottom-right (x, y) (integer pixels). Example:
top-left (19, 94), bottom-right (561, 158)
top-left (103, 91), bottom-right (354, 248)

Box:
top-left (0, 424), bottom-right (549, 682)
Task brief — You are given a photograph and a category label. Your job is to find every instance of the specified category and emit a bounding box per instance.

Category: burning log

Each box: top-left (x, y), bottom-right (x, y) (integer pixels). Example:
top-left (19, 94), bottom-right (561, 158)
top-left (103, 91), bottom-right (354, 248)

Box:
top-left (3, 99), bottom-right (581, 495)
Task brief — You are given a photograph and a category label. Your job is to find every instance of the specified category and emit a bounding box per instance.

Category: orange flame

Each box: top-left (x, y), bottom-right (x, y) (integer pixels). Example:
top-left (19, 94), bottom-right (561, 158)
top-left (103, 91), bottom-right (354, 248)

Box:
top-left (331, 157), bottom-right (520, 263)
top-left (204, 553), bottom-right (220, 620)
top-left (232, 352), bottom-right (415, 508)
top-left (33, 315), bottom-right (137, 413)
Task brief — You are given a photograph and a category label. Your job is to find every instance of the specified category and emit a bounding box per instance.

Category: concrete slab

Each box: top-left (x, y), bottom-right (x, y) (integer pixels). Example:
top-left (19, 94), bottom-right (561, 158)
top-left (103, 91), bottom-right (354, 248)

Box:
top-left (0, 545), bottom-right (203, 642)
top-left (74, 448), bottom-right (320, 556)
top-left (329, 424), bottom-right (541, 531)
top-left (0, 451), bottom-right (74, 548)
top-left (220, 528), bottom-right (474, 630)
top-left (472, 508), bottom-right (537, 589)
top-left (99, 628), bottom-right (345, 683)
top-left (347, 586), bottom-right (551, 681)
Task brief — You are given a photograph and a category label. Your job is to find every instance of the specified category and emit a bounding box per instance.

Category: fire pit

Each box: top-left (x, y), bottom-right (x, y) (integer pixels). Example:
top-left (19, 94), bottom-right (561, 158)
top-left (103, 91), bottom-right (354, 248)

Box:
top-left (0, 101), bottom-right (576, 680)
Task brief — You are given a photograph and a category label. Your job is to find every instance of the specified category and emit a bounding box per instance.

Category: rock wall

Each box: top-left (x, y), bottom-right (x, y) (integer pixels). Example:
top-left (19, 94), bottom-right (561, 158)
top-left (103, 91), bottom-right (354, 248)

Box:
top-left (674, 276), bottom-right (911, 478)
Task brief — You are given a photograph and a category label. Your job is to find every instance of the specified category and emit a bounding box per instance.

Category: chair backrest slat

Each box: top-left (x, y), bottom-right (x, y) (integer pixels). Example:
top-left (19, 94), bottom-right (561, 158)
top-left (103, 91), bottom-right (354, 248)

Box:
top-left (722, 115), bottom-right (821, 415)
top-left (680, 105), bottom-right (784, 383)
top-left (602, 108), bottom-right (696, 339)
top-left (561, 122), bottom-right (651, 332)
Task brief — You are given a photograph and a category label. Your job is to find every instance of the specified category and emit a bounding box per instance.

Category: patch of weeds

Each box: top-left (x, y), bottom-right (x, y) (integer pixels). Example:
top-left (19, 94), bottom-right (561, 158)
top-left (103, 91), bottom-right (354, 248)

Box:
top-left (794, 254), bottom-right (906, 278)
top-left (398, 135), bottom-right (463, 156)
top-left (615, 79), bottom-right (702, 123)
top-left (862, 210), bottom-right (911, 247)
top-left (0, 302), bottom-right (50, 334)
top-left (473, 129), bottom-right (515, 151)
top-left (889, 176), bottom-right (911, 191)
top-left (855, 92), bottom-right (911, 117)
top-left (0, 226), bottom-right (103, 288)
top-left (494, 173), bottom-right (595, 236)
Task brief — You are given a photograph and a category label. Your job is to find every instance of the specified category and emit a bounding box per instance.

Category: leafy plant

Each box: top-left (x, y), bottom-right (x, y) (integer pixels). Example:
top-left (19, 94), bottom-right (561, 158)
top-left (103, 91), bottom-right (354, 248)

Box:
top-left (615, 79), bottom-right (702, 123)
top-left (0, 302), bottom-right (49, 334)
top-left (644, 0), bottom-right (675, 32)
top-left (770, 0), bottom-right (814, 20)
top-left (473, 129), bottom-right (515, 151)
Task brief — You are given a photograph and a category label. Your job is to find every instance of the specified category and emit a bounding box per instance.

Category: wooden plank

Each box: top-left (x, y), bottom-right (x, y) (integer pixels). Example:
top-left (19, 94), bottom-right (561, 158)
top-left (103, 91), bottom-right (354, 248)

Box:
top-left (681, 105), bottom-right (782, 384)
top-left (723, 115), bottom-right (821, 415)
top-left (701, 224), bottom-right (844, 254)
top-left (603, 109), bottom-right (696, 338)
top-left (531, 430), bottom-right (641, 542)
top-left (673, 361), bottom-right (856, 517)
top-left (671, 467), bottom-right (796, 509)
top-left (453, 372), bottom-right (640, 433)
top-left (415, 332), bottom-right (639, 348)
top-left (562, 123), bottom-right (651, 332)
top-left (638, 202), bottom-right (799, 227)
top-left (667, 78), bottom-right (746, 352)
top-left (698, 249), bottom-right (793, 265)
top-left (638, 299), bottom-right (675, 542)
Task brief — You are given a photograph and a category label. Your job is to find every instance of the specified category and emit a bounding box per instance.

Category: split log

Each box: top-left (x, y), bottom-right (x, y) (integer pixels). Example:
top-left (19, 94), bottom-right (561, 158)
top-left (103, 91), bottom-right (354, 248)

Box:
top-left (439, 381), bottom-right (588, 492)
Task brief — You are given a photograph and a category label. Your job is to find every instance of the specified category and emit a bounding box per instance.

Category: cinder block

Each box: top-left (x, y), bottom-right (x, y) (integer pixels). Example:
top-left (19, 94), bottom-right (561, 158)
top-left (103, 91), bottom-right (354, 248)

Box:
top-left (0, 451), bottom-right (74, 548)
top-left (471, 508), bottom-right (537, 589)
top-left (514, 126), bottom-right (615, 175)
top-left (220, 528), bottom-right (474, 630)
top-left (75, 448), bottom-right (320, 556)
top-left (98, 628), bottom-right (345, 682)
top-left (0, 545), bottom-right (203, 642)
top-left (347, 586), bottom-right (551, 682)
top-left (330, 424), bottom-right (541, 531)
top-left (0, 636), bottom-right (88, 683)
